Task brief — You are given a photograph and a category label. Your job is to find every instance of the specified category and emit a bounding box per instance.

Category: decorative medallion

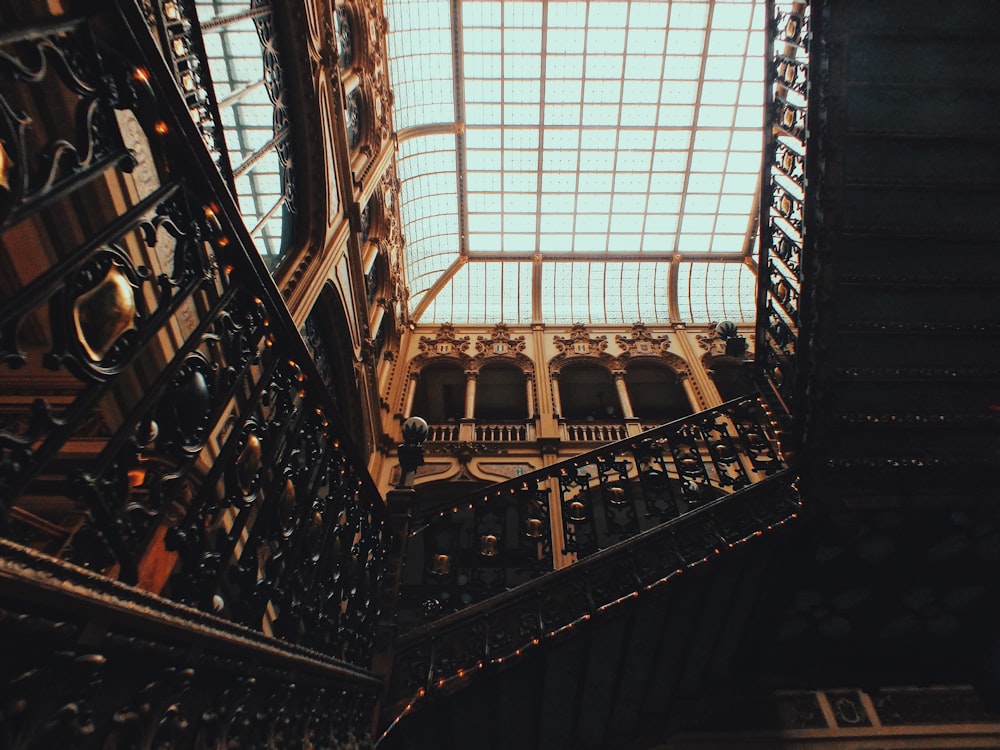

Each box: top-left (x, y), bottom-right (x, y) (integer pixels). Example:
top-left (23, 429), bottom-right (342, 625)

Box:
top-left (615, 323), bottom-right (671, 358)
top-left (553, 323), bottom-right (608, 357)
top-left (73, 263), bottom-right (138, 362)
top-left (418, 323), bottom-right (471, 357)
top-left (475, 323), bottom-right (527, 357)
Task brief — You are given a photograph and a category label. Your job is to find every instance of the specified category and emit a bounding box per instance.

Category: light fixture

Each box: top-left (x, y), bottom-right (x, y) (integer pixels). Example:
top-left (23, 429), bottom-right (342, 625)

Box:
top-left (479, 534), bottom-right (499, 557)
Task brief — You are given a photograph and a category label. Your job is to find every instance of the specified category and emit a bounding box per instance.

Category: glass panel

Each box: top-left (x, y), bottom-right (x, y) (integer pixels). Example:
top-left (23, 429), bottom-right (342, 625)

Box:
top-left (197, 2), bottom-right (291, 269)
top-left (385, 0), bottom-right (767, 322)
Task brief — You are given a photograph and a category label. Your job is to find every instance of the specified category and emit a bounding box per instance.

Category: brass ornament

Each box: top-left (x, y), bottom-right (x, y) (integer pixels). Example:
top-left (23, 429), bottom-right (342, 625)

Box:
top-left (73, 264), bottom-right (137, 362)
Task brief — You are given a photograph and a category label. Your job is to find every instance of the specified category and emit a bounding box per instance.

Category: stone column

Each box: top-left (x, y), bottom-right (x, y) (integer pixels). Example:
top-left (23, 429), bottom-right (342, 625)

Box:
top-left (680, 373), bottom-right (699, 414)
top-left (464, 370), bottom-right (478, 420)
top-left (370, 300), bottom-right (386, 336)
top-left (403, 371), bottom-right (419, 418)
top-left (550, 371), bottom-right (563, 417)
top-left (611, 369), bottom-right (635, 420)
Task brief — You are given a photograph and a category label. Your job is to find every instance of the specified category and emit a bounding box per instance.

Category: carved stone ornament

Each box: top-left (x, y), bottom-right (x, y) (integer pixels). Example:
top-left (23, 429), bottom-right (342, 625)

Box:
top-left (418, 323), bottom-right (471, 357)
top-left (426, 441), bottom-right (506, 464)
top-left (615, 323), bottom-right (671, 358)
top-left (553, 323), bottom-right (608, 357)
top-left (475, 323), bottom-right (527, 357)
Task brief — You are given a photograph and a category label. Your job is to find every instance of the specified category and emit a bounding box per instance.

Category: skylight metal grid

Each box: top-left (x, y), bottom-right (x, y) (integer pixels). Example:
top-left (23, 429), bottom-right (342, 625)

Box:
top-left (197, 1), bottom-right (289, 269)
top-left (385, 0), bottom-right (768, 324)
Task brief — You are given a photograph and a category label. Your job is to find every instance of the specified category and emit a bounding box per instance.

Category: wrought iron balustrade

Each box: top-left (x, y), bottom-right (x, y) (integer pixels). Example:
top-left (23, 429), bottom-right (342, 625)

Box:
top-left (756, 1), bottom-right (811, 414)
top-left (0, 1), bottom-right (384, 682)
top-left (385, 471), bottom-right (801, 717)
top-left (146, 0), bottom-right (234, 188)
top-left (396, 395), bottom-right (786, 633)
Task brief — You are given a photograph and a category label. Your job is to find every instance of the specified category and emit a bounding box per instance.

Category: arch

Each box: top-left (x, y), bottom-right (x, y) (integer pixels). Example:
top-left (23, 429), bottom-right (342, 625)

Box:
top-left (302, 286), bottom-right (366, 454)
top-left (625, 360), bottom-right (693, 423)
top-left (412, 361), bottom-right (467, 424)
top-left (559, 362), bottom-right (620, 421)
top-left (475, 362), bottom-right (528, 420)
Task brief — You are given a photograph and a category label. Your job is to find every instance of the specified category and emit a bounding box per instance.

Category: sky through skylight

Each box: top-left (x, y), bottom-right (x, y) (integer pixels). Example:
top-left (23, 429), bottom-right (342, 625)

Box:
top-left (386, 0), bottom-right (767, 324)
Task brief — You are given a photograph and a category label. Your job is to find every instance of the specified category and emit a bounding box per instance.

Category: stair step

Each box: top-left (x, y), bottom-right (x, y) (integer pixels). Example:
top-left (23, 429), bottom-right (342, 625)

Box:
top-left (833, 287), bottom-right (997, 325)
top-left (846, 87), bottom-right (1000, 138)
top-left (832, 366), bottom-right (1000, 382)
top-left (834, 235), bottom-right (1000, 277)
top-left (837, 321), bottom-right (1000, 335)
top-left (847, 0), bottom-right (1000, 35)
top-left (837, 274), bottom-right (1000, 289)
top-left (828, 380), bottom-right (998, 413)
top-left (843, 187), bottom-right (1000, 236)
top-left (847, 36), bottom-right (1000, 86)
top-left (825, 332), bottom-right (1000, 370)
top-left (834, 411), bottom-right (1000, 428)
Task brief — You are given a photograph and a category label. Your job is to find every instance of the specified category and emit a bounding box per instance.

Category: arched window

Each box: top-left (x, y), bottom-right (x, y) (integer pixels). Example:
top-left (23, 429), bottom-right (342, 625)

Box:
top-left (560, 364), bottom-right (619, 421)
top-left (625, 362), bottom-right (692, 423)
top-left (475, 363), bottom-right (527, 420)
top-left (413, 363), bottom-right (466, 423)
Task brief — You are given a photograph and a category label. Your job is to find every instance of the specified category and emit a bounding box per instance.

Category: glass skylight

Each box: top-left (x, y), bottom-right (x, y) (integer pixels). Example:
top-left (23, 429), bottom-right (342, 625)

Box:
top-left (386, 0), bottom-right (767, 323)
top-left (197, 1), bottom-right (291, 269)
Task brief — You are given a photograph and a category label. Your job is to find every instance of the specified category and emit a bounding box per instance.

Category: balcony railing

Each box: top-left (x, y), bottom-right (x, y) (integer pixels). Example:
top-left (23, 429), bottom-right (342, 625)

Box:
top-left (396, 395), bottom-right (788, 633)
top-left (0, 3), bottom-right (381, 743)
top-left (563, 420), bottom-right (630, 443)
top-left (474, 421), bottom-right (531, 442)
top-left (146, 0), bottom-right (235, 188)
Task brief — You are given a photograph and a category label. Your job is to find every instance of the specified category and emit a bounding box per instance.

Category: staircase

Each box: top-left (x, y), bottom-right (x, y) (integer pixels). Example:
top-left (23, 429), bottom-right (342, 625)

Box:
top-left (797, 0), bottom-right (1000, 510)
top-left (378, 0), bottom-right (1000, 746)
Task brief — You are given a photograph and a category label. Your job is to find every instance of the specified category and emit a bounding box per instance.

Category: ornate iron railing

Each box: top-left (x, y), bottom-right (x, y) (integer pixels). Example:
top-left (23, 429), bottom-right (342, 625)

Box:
top-left (145, 0), bottom-right (235, 189)
top-left (0, 0), bottom-right (383, 716)
top-left (0, 538), bottom-right (381, 748)
top-left (396, 395), bottom-right (786, 633)
top-left (385, 470), bottom-right (800, 717)
top-left (756, 1), bottom-right (810, 413)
